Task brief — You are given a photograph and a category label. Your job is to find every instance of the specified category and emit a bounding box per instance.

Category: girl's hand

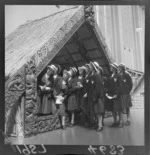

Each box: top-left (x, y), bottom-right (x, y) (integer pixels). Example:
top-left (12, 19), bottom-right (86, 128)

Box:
top-left (83, 93), bottom-right (87, 98)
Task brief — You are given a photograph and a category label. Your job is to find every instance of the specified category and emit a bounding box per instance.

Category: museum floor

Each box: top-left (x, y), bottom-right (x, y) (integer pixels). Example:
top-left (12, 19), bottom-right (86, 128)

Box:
top-left (9, 108), bottom-right (144, 145)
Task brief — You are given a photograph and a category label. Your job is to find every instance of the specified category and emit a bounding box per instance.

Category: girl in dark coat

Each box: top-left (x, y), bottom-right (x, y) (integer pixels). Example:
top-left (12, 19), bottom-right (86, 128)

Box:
top-left (39, 65), bottom-right (56, 115)
top-left (86, 63), bottom-right (97, 128)
top-left (53, 65), bottom-right (68, 130)
top-left (118, 63), bottom-right (133, 126)
top-left (90, 61), bottom-right (105, 132)
top-left (80, 64), bottom-right (91, 126)
top-left (76, 66), bottom-right (86, 109)
top-left (67, 67), bottom-right (79, 127)
top-left (106, 63), bottom-right (121, 127)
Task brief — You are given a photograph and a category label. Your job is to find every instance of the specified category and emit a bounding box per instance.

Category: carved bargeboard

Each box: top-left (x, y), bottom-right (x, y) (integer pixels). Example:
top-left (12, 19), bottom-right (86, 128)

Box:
top-left (34, 6), bottom-right (85, 77)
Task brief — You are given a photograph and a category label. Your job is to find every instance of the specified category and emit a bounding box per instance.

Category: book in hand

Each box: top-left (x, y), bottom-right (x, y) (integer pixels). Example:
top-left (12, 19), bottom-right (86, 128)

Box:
top-left (106, 93), bottom-right (117, 99)
top-left (76, 82), bottom-right (83, 88)
top-left (39, 85), bottom-right (51, 91)
top-left (55, 95), bottom-right (65, 104)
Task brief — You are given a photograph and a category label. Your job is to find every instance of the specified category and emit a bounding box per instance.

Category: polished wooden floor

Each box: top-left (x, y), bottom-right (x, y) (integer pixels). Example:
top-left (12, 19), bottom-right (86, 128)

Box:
top-left (10, 109), bottom-right (144, 145)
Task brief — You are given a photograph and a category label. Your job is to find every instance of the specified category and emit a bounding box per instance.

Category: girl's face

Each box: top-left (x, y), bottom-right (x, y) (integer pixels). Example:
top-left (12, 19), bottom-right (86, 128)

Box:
top-left (118, 67), bottom-right (123, 74)
top-left (110, 66), bottom-right (117, 73)
top-left (85, 66), bottom-right (90, 74)
top-left (110, 66), bottom-right (113, 72)
top-left (79, 69), bottom-right (83, 75)
top-left (47, 68), bottom-right (53, 76)
top-left (63, 73), bottom-right (69, 80)
top-left (68, 70), bottom-right (73, 77)
top-left (89, 65), bottom-right (94, 72)
top-left (70, 70), bottom-right (74, 77)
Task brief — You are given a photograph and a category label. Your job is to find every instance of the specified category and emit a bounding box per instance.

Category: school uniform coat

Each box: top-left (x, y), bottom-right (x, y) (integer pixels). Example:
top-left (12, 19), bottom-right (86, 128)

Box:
top-left (80, 75), bottom-right (90, 114)
top-left (53, 75), bottom-right (67, 116)
top-left (40, 73), bottom-right (54, 114)
top-left (76, 76), bottom-right (85, 109)
top-left (67, 77), bottom-right (78, 111)
top-left (92, 73), bottom-right (105, 114)
top-left (86, 73), bottom-right (97, 124)
top-left (105, 74), bottom-right (122, 112)
top-left (103, 76), bottom-right (113, 111)
top-left (118, 71), bottom-right (133, 108)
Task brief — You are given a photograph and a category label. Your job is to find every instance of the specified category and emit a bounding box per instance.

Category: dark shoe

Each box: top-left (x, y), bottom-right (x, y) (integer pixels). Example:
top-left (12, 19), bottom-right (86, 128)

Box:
top-left (87, 124), bottom-right (93, 128)
top-left (125, 120), bottom-right (130, 125)
top-left (62, 125), bottom-right (66, 130)
top-left (110, 122), bottom-right (117, 128)
top-left (92, 125), bottom-right (98, 129)
top-left (96, 127), bottom-right (103, 132)
top-left (89, 123), bottom-right (96, 128)
top-left (69, 123), bottom-right (75, 127)
top-left (84, 123), bottom-right (89, 127)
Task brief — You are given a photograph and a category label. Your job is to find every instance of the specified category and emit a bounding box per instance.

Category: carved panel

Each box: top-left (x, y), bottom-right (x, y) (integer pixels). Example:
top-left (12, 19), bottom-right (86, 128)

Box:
top-left (37, 115), bottom-right (69, 134)
top-left (5, 66), bottom-right (25, 135)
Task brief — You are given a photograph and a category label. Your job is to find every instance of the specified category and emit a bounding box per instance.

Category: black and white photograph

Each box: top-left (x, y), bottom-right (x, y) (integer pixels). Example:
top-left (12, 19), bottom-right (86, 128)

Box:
top-left (5, 5), bottom-right (145, 147)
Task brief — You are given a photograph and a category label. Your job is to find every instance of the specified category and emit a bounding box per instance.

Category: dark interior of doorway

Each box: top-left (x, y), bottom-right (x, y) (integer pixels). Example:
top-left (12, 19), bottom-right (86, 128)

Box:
top-left (36, 22), bottom-right (110, 116)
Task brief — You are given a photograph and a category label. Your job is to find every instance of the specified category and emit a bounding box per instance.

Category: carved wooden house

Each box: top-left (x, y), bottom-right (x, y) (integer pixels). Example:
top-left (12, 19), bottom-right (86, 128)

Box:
top-left (5, 6), bottom-right (113, 137)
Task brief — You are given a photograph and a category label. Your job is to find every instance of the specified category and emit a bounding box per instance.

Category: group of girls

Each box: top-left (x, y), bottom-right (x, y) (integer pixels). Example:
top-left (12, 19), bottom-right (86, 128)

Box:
top-left (38, 61), bottom-right (133, 132)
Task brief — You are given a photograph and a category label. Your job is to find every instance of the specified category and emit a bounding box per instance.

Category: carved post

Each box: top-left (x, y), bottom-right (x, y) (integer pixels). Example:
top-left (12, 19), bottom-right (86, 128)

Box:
top-left (84, 5), bottom-right (95, 27)
top-left (24, 58), bottom-right (38, 136)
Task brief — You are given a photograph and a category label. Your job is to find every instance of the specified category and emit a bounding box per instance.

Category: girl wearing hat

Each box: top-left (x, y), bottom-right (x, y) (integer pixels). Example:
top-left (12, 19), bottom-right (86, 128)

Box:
top-left (118, 63), bottom-right (133, 126)
top-left (85, 62), bottom-right (100, 129)
top-left (105, 63), bottom-right (121, 127)
top-left (80, 64), bottom-right (92, 127)
top-left (93, 62), bottom-right (105, 126)
top-left (66, 67), bottom-right (79, 127)
top-left (53, 66), bottom-right (68, 130)
top-left (90, 61), bottom-right (105, 132)
top-left (39, 64), bottom-right (57, 115)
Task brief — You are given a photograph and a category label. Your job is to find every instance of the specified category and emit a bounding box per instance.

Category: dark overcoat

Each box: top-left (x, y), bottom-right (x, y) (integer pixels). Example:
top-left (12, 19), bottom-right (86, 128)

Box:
top-left (67, 77), bottom-right (78, 111)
